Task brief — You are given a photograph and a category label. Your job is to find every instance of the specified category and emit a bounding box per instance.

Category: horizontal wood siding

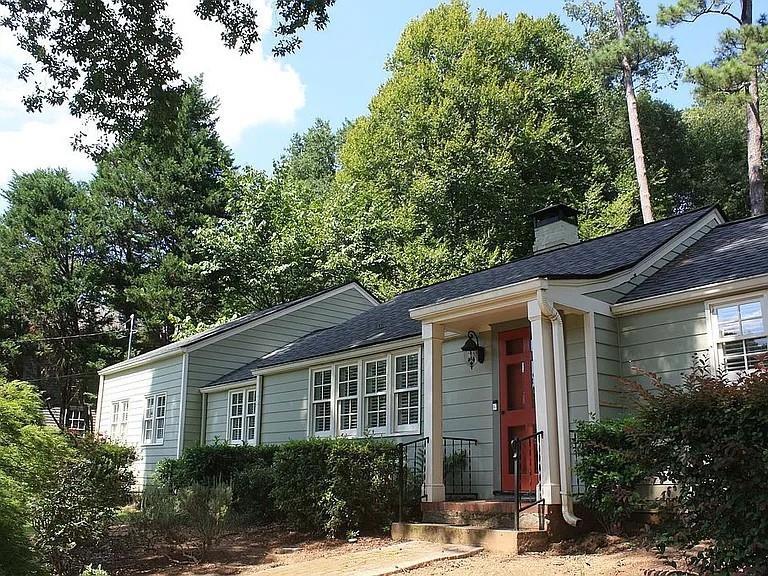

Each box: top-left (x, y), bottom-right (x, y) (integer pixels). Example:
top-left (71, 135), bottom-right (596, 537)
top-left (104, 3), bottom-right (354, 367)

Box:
top-left (587, 217), bottom-right (719, 304)
top-left (204, 389), bottom-right (229, 443)
top-left (564, 313), bottom-right (588, 427)
top-left (260, 368), bottom-right (310, 444)
top-left (97, 355), bottom-right (183, 485)
top-left (619, 302), bottom-right (710, 387)
top-left (595, 313), bottom-right (625, 419)
top-left (190, 287), bottom-right (375, 448)
top-left (442, 334), bottom-right (494, 498)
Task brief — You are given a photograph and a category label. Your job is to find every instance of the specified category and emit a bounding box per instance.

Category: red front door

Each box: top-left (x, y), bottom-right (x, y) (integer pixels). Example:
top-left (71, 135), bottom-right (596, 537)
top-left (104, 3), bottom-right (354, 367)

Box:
top-left (499, 328), bottom-right (538, 493)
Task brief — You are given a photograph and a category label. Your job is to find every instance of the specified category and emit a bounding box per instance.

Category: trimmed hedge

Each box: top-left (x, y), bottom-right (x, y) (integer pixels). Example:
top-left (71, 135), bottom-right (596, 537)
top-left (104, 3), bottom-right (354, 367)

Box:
top-left (156, 437), bottom-right (398, 536)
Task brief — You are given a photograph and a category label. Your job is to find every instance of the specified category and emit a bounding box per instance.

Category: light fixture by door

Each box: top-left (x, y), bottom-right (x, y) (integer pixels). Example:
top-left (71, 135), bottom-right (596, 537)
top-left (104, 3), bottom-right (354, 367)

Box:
top-left (460, 330), bottom-right (485, 368)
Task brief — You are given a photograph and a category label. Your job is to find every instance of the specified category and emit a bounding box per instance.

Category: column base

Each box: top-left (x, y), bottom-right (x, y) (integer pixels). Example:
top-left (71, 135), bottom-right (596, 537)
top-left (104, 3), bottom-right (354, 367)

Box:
top-left (540, 482), bottom-right (561, 505)
top-left (425, 483), bottom-right (446, 502)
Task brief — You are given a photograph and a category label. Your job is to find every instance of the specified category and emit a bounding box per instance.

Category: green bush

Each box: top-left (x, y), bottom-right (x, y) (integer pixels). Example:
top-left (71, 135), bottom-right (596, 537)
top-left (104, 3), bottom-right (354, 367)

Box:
top-left (272, 437), bottom-right (398, 536)
top-left (633, 362), bottom-right (768, 574)
top-left (178, 482), bottom-right (233, 559)
top-left (80, 567), bottom-right (109, 576)
top-left (573, 417), bottom-right (649, 534)
top-left (231, 461), bottom-right (275, 523)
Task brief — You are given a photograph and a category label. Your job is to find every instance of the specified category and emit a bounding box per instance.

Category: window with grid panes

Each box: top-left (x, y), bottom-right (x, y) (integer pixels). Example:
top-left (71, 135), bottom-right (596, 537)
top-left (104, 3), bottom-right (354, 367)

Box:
top-left (712, 299), bottom-right (768, 373)
top-left (364, 359), bottom-right (388, 431)
top-left (229, 391), bottom-right (244, 442)
top-left (337, 364), bottom-right (359, 434)
top-left (312, 369), bottom-right (332, 434)
top-left (394, 353), bottom-right (420, 431)
top-left (143, 394), bottom-right (166, 444)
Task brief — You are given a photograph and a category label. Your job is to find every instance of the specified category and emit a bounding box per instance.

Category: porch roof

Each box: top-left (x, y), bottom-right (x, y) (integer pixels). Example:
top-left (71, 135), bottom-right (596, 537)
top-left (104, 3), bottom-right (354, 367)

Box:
top-left (212, 207), bottom-right (714, 384)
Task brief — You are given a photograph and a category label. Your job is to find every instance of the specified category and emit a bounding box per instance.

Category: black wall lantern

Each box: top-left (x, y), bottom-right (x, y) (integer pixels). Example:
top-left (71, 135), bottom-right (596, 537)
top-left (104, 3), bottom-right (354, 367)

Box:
top-left (461, 330), bottom-right (485, 369)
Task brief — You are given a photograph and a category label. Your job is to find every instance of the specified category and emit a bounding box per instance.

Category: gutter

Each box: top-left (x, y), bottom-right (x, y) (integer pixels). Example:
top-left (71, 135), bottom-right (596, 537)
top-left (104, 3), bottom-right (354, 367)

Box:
top-left (537, 290), bottom-right (582, 528)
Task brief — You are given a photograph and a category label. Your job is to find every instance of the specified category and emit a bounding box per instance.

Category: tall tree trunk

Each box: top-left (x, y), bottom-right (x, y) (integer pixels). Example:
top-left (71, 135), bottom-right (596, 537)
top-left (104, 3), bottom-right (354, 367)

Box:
top-left (614, 0), bottom-right (654, 223)
top-left (742, 0), bottom-right (765, 215)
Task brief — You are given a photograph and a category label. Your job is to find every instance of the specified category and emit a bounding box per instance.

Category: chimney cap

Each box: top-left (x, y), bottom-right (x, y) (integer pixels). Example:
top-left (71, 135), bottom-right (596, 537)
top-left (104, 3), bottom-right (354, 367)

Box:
top-left (532, 204), bottom-right (579, 228)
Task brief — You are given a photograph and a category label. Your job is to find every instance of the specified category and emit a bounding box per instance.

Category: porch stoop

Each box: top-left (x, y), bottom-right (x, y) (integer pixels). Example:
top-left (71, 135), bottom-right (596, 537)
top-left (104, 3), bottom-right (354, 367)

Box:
top-left (391, 500), bottom-right (549, 554)
top-left (391, 522), bottom-right (548, 554)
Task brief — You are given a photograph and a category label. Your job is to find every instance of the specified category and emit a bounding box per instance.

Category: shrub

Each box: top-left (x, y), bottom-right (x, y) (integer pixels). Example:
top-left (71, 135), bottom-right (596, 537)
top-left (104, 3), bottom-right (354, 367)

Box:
top-left (80, 566), bottom-right (109, 576)
top-left (178, 482), bottom-right (233, 559)
top-left (633, 362), bottom-right (768, 574)
top-left (272, 437), bottom-right (398, 536)
top-left (573, 417), bottom-right (648, 534)
top-left (31, 436), bottom-right (135, 576)
top-left (231, 461), bottom-right (275, 523)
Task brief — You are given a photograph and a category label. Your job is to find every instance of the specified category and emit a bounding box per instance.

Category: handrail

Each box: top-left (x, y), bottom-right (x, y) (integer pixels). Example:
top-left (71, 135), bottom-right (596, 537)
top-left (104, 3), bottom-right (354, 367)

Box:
top-left (444, 436), bottom-right (478, 500)
top-left (443, 435), bottom-right (478, 443)
top-left (397, 437), bottom-right (429, 522)
top-left (511, 430), bottom-right (545, 530)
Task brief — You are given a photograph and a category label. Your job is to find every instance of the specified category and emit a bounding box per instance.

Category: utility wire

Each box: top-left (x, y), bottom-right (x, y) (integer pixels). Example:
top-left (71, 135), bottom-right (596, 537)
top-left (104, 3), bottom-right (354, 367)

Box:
top-left (15, 371), bottom-right (98, 384)
top-left (3, 318), bottom-right (134, 344)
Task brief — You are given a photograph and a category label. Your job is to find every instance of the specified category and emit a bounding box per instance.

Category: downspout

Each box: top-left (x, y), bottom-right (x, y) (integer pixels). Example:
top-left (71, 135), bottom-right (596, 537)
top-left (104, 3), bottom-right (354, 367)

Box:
top-left (199, 390), bottom-right (208, 446)
top-left (537, 290), bottom-right (582, 527)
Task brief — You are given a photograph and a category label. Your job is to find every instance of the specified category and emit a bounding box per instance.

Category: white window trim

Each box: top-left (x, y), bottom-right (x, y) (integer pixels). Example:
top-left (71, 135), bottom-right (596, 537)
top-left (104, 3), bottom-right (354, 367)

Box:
top-left (110, 399), bottom-right (129, 439)
top-left (142, 393), bottom-right (167, 446)
top-left (66, 407), bottom-right (87, 432)
top-left (227, 385), bottom-right (260, 445)
top-left (393, 352), bottom-right (421, 434)
top-left (364, 356), bottom-right (390, 435)
top-left (706, 291), bottom-right (768, 376)
top-left (310, 366), bottom-right (334, 438)
top-left (306, 348), bottom-right (422, 439)
top-left (336, 362), bottom-right (362, 437)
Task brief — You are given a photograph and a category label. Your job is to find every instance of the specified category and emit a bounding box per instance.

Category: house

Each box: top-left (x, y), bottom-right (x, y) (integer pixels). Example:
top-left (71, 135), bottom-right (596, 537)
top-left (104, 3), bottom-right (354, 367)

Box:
top-left (95, 204), bottom-right (768, 534)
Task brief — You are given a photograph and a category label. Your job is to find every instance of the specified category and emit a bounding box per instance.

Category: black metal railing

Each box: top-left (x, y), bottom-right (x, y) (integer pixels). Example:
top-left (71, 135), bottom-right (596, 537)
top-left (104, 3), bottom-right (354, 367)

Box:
top-left (443, 436), bottom-right (478, 500)
top-left (397, 437), bottom-right (428, 522)
top-left (510, 430), bottom-right (545, 530)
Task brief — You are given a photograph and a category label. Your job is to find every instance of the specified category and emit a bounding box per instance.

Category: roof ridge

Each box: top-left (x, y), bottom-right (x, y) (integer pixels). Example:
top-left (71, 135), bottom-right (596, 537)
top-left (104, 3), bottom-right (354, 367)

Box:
top-left (715, 211), bottom-right (768, 228)
top-left (390, 205), bottom-right (717, 300)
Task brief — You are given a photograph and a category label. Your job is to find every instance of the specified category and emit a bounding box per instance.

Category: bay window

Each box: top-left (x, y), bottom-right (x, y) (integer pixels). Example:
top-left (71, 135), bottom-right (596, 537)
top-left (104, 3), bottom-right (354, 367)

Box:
top-left (711, 296), bottom-right (768, 374)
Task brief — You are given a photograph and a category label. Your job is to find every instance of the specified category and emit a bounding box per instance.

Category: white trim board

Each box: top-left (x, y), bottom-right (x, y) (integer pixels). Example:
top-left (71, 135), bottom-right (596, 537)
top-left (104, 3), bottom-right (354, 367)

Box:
top-left (99, 282), bottom-right (376, 376)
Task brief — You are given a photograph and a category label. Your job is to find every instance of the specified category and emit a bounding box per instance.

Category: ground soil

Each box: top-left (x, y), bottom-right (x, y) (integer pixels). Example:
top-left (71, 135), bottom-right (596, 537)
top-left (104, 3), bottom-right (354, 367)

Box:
top-left (106, 527), bottom-right (692, 576)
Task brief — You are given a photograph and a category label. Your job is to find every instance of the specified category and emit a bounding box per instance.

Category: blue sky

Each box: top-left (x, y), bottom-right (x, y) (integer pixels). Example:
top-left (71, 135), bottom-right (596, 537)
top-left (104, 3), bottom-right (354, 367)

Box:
top-left (0, 0), bottom-right (728, 211)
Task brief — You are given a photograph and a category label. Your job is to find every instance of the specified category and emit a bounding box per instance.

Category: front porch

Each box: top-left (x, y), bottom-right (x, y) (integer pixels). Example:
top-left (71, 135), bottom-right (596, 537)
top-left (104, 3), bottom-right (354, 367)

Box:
top-left (405, 280), bottom-right (605, 532)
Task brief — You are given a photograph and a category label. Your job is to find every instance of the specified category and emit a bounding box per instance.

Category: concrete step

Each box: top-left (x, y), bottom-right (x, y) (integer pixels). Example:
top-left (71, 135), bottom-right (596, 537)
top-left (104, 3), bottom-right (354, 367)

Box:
top-left (421, 500), bottom-right (543, 530)
top-left (391, 522), bottom-right (549, 554)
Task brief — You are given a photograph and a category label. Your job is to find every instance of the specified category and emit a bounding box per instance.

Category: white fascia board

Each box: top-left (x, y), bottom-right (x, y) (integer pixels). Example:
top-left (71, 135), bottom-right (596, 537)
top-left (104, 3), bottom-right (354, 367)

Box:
top-left (544, 287), bottom-right (613, 316)
top-left (200, 377), bottom-right (260, 395)
top-left (184, 282), bottom-right (368, 353)
top-left (556, 209), bottom-right (724, 295)
top-left (611, 273), bottom-right (768, 316)
top-left (99, 349), bottom-right (184, 376)
top-left (251, 336), bottom-right (424, 377)
top-left (408, 278), bottom-right (547, 322)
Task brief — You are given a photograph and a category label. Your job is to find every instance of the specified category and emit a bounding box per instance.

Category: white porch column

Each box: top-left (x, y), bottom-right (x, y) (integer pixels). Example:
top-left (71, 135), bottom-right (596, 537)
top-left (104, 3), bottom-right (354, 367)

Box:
top-left (423, 322), bottom-right (445, 502)
top-left (527, 300), bottom-right (562, 505)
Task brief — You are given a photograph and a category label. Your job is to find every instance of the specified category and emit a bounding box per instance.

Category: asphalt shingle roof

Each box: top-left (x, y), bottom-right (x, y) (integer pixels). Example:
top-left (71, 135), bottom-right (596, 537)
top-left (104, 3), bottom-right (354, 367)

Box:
top-left (210, 206), bottom-right (715, 384)
top-left (620, 214), bottom-right (768, 303)
top-left (103, 284), bottom-right (364, 373)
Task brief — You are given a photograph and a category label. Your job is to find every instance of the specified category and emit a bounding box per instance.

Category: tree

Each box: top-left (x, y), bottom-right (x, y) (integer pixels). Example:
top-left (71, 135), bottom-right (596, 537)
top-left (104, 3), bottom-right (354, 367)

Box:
top-left (0, 170), bottom-right (118, 424)
top-left (659, 0), bottom-right (768, 215)
top-left (91, 80), bottom-right (235, 349)
top-left (0, 0), bottom-right (336, 147)
top-left (566, 0), bottom-right (681, 223)
top-left (337, 2), bottom-right (616, 292)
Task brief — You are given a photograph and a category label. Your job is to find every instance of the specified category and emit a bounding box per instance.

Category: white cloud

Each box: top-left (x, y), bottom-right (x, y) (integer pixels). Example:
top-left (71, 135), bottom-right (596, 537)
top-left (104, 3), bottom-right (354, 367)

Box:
top-left (171, 0), bottom-right (305, 146)
top-left (0, 0), bottom-right (305, 199)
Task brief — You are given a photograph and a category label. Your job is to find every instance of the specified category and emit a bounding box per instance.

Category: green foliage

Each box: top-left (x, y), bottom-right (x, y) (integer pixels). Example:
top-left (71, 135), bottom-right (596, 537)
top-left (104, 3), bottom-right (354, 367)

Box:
top-left (80, 567), bottom-right (109, 576)
top-left (566, 0), bottom-right (681, 91)
top-left (1, 1), bottom-right (335, 144)
top-left (633, 363), bottom-right (768, 574)
top-left (272, 437), bottom-right (398, 536)
top-left (573, 417), bottom-right (649, 534)
top-left (231, 462), bottom-right (276, 524)
top-left (177, 482), bottom-right (233, 559)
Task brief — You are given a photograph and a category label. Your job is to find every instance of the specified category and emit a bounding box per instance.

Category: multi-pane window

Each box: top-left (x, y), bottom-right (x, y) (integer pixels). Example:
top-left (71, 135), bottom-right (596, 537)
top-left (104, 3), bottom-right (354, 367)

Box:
top-left (365, 359), bottom-right (389, 431)
top-left (110, 400), bottom-right (129, 439)
top-left (308, 350), bottom-right (421, 438)
top-left (228, 387), bottom-right (258, 444)
top-left (394, 353), bottom-right (420, 432)
top-left (712, 299), bottom-right (768, 373)
top-left (312, 369), bottom-right (333, 435)
top-left (229, 391), bottom-right (244, 442)
top-left (67, 408), bottom-right (87, 433)
top-left (337, 364), bottom-right (359, 434)
top-left (143, 394), bottom-right (166, 445)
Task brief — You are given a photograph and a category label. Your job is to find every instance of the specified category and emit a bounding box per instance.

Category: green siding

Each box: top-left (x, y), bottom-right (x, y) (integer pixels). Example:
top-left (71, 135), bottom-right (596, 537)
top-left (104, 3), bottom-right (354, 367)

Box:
top-left (564, 314), bottom-right (588, 427)
top-left (619, 302), bottom-right (710, 386)
top-left (97, 355), bottom-right (183, 485)
top-left (186, 287), bottom-right (375, 449)
top-left (260, 368), bottom-right (309, 444)
top-left (595, 313), bottom-right (624, 419)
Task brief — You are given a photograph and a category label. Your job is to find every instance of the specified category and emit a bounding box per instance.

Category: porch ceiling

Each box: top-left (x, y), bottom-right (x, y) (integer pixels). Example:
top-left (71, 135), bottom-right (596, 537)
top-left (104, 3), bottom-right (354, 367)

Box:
top-left (439, 302), bottom-right (529, 333)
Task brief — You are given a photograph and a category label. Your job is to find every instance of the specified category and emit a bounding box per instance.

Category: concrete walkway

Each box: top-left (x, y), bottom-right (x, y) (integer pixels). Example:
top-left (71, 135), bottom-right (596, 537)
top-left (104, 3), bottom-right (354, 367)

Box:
top-left (244, 541), bottom-right (482, 576)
